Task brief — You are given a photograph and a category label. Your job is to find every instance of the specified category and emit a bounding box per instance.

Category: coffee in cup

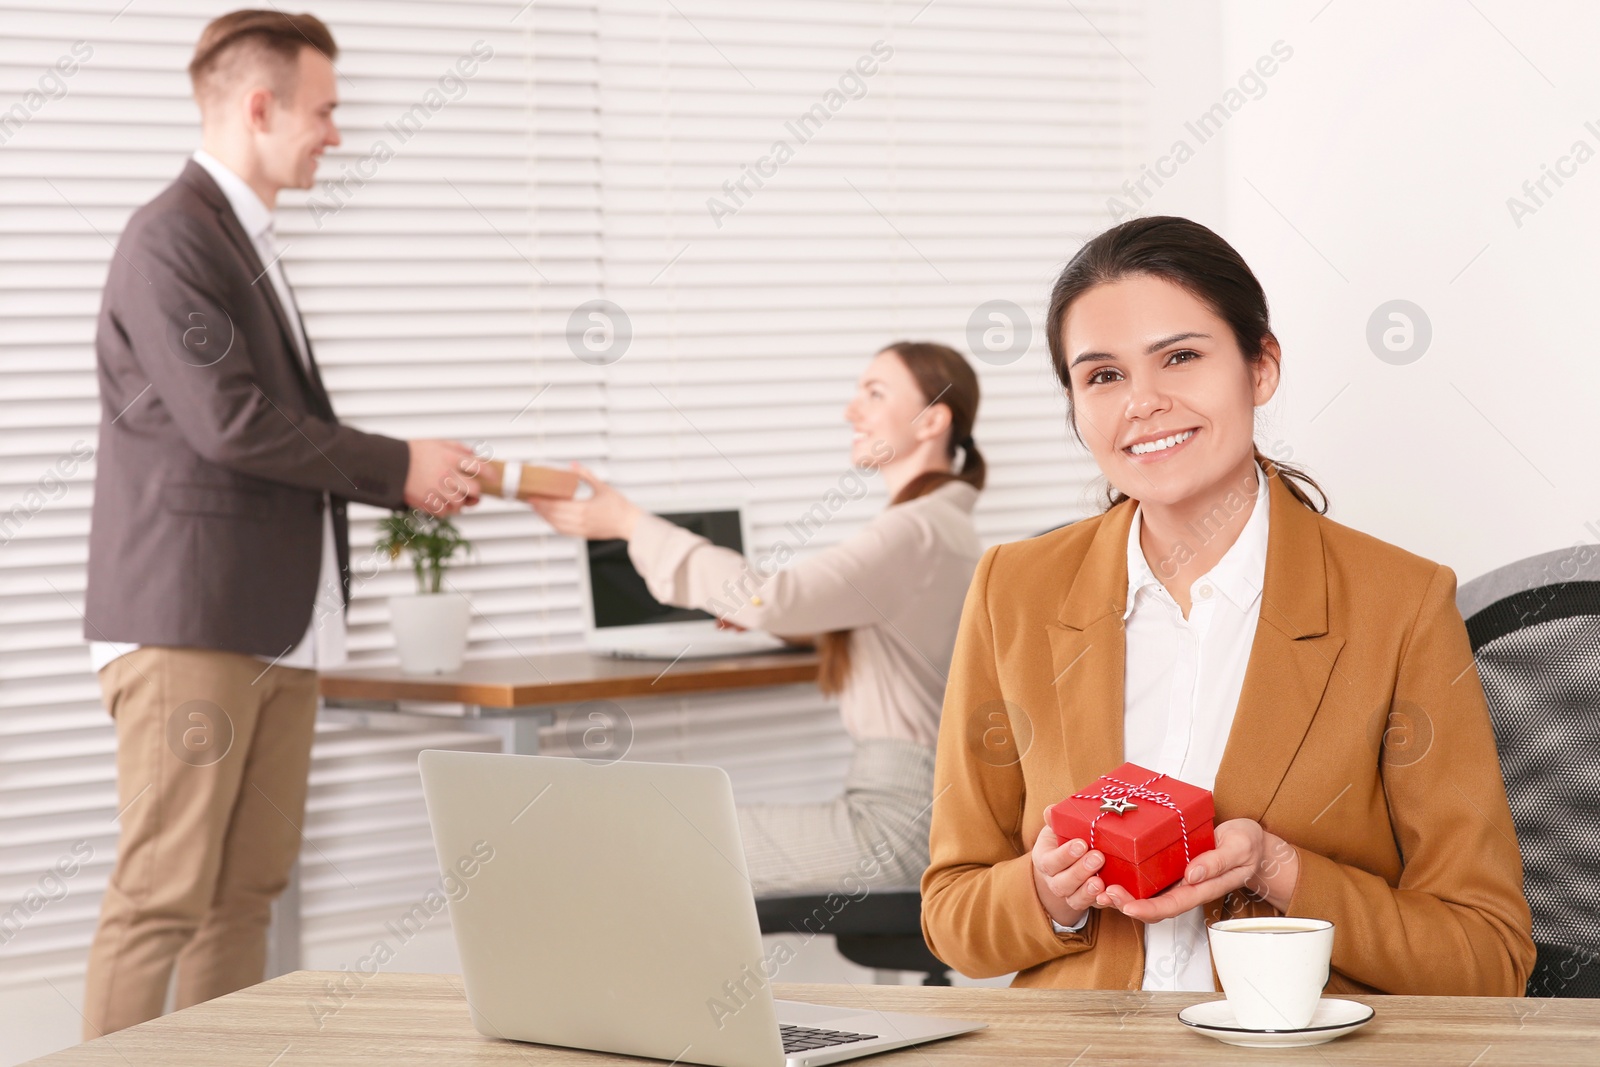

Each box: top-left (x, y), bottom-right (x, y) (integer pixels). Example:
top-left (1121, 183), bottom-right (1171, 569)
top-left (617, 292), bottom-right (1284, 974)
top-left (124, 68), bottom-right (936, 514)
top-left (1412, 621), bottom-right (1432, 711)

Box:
top-left (1206, 917), bottom-right (1334, 1030)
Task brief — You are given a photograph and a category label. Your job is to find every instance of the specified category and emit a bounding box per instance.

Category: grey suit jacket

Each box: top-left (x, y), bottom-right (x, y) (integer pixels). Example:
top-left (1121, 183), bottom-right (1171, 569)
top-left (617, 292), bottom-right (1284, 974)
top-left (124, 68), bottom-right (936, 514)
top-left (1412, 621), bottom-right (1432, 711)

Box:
top-left (85, 160), bottom-right (411, 657)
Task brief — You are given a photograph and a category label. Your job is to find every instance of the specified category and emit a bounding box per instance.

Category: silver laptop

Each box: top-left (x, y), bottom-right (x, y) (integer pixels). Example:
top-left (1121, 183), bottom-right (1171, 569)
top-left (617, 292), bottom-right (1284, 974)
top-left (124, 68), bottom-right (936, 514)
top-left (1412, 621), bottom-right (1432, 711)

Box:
top-left (581, 503), bottom-right (785, 659)
top-left (418, 750), bottom-right (985, 1067)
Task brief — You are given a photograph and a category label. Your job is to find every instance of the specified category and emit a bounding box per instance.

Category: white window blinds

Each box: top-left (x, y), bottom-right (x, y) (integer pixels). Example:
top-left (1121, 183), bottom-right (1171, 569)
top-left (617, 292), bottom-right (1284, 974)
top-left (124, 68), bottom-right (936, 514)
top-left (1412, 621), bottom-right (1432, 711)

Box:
top-left (0, 0), bottom-right (1145, 1002)
top-left (590, 0), bottom-right (1132, 543)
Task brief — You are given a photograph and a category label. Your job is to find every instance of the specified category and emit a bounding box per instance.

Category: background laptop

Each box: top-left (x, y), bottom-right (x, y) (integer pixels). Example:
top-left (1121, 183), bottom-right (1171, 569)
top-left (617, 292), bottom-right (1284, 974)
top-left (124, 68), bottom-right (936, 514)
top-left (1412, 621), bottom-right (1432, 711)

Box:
top-left (418, 750), bottom-right (985, 1067)
top-left (582, 504), bottom-right (786, 659)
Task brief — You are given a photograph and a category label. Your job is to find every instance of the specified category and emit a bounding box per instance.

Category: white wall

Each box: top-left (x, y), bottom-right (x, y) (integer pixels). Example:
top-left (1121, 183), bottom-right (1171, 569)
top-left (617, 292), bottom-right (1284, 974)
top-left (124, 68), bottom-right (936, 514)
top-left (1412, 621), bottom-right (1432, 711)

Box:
top-left (1134, 0), bottom-right (1227, 228)
top-left (1108, 0), bottom-right (1599, 580)
top-left (1216, 0), bottom-right (1599, 580)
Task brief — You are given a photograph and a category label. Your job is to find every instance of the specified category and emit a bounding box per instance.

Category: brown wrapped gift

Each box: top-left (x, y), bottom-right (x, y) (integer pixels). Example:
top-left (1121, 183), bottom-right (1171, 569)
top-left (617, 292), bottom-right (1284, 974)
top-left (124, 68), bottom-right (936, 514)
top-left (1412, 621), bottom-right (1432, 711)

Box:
top-left (473, 459), bottom-right (580, 501)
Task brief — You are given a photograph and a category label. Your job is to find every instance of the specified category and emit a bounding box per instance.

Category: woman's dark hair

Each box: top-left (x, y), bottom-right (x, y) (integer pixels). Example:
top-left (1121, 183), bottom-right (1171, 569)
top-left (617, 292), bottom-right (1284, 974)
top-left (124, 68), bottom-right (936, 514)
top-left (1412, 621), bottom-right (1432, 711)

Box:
top-left (1044, 215), bottom-right (1327, 514)
top-left (816, 340), bottom-right (984, 696)
top-left (882, 341), bottom-right (986, 504)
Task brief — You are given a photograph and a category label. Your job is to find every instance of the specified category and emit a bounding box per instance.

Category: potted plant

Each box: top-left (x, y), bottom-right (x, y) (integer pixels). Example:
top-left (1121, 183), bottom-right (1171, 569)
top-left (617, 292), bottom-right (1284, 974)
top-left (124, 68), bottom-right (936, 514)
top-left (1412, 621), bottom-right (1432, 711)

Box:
top-left (375, 509), bottom-right (474, 674)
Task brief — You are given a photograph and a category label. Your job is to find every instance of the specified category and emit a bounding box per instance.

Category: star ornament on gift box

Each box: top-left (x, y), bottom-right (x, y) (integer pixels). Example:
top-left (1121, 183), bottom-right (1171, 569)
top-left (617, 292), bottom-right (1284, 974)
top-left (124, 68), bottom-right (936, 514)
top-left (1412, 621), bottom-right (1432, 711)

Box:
top-left (1046, 762), bottom-right (1217, 900)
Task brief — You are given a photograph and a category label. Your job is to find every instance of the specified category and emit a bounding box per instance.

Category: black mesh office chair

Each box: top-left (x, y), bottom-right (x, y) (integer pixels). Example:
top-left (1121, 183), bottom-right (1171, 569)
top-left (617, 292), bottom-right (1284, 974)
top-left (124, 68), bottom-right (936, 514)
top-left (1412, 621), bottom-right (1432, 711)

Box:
top-left (1459, 546), bottom-right (1600, 998)
top-left (755, 891), bottom-right (952, 985)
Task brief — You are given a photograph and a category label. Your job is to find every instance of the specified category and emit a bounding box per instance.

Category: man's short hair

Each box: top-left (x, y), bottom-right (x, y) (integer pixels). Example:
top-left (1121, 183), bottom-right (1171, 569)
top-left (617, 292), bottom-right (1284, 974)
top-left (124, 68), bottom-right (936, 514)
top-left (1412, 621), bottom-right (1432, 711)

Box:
top-left (188, 9), bottom-right (337, 109)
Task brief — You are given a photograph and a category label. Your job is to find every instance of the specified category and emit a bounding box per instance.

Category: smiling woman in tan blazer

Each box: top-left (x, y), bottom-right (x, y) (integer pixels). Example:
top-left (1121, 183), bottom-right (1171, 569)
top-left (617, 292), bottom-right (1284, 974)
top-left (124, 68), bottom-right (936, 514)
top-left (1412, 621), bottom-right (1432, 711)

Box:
top-left (921, 217), bottom-right (1535, 997)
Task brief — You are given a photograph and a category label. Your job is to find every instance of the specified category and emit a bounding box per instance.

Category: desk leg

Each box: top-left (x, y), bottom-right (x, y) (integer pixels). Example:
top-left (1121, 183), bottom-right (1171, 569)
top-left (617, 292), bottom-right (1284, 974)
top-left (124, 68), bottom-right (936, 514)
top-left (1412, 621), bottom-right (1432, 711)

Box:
top-left (318, 700), bottom-right (553, 756)
top-left (465, 708), bottom-right (555, 755)
top-left (266, 856), bottom-right (301, 978)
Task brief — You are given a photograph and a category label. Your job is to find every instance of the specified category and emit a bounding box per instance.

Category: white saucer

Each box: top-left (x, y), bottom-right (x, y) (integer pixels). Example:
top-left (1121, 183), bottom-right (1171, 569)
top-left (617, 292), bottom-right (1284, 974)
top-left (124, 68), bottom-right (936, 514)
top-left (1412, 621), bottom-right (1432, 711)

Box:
top-left (1177, 998), bottom-right (1375, 1048)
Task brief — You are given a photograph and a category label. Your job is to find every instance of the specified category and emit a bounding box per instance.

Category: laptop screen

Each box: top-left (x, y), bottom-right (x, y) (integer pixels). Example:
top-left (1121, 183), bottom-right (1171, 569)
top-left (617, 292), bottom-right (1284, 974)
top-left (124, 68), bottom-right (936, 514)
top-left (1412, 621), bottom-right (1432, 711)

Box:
top-left (587, 509), bottom-right (745, 629)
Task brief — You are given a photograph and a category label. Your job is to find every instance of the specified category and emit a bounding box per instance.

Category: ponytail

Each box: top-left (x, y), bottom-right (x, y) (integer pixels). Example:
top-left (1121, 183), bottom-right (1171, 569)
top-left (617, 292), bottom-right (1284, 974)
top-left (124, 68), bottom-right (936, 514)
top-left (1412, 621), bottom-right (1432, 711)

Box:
top-left (893, 433), bottom-right (986, 505)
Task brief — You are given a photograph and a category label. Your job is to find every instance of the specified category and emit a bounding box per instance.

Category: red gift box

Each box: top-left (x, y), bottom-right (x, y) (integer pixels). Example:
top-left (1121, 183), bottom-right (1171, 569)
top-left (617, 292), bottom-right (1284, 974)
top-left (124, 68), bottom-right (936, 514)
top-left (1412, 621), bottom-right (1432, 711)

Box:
top-left (1046, 763), bottom-right (1216, 900)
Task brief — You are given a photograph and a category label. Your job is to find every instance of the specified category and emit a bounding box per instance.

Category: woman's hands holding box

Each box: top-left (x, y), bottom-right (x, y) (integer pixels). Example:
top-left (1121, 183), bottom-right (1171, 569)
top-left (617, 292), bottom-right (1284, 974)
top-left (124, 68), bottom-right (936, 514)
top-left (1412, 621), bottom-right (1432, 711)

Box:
top-left (1099, 817), bottom-right (1301, 921)
top-left (1031, 809), bottom-right (1112, 930)
top-left (1034, 761), bottom-right (1304, 928)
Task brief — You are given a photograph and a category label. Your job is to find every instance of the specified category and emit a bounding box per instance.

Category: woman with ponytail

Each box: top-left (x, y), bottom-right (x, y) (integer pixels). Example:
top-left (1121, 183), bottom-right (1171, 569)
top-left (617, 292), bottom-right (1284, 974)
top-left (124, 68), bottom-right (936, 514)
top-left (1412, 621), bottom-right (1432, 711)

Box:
top-left (531, 341), bottom-right (985, 894)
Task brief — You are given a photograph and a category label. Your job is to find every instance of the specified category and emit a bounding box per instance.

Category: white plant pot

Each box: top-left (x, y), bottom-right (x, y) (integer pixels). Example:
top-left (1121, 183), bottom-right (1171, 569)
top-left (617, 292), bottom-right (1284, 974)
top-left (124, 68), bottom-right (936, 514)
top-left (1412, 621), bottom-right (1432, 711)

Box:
top-left (389, 592), bottom-right (471, 674)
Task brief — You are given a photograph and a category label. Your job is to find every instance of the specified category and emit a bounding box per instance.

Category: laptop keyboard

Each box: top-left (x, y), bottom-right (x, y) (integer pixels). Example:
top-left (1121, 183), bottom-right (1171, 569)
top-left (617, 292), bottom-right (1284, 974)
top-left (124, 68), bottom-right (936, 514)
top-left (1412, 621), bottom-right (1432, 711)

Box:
top-left (779, 1023), bottom-right (878, 1055)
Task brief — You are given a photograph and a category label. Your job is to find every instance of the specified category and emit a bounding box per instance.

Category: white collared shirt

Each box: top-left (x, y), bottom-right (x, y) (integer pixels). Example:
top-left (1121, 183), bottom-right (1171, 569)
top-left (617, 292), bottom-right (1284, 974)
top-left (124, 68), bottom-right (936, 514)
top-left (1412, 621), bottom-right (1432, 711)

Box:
top-left (191, 149), bottom-right (311, 362)
top-left (89, 150), bottom-right (345, 673)
top-left (1124, 460), bottom-right (1270, 990)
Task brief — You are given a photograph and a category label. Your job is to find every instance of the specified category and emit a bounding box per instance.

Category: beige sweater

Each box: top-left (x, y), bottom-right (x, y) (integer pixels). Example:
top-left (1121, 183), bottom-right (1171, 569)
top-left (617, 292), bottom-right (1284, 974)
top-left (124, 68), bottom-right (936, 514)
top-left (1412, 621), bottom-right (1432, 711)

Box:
top-left (627, 481), bottom-right (983, 747)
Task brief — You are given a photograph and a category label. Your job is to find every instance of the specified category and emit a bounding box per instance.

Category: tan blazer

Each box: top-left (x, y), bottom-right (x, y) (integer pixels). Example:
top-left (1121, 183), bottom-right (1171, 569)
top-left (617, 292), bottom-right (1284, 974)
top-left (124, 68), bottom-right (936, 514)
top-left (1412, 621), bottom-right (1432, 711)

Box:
top-left (921, 467), bottom-right (1536, 995)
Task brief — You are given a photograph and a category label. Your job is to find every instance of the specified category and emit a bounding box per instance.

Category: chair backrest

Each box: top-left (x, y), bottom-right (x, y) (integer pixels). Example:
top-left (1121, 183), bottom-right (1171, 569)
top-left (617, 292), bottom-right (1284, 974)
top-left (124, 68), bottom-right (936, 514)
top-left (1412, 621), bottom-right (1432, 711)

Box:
top-left (1458, 546), bottom-right (1600, 997)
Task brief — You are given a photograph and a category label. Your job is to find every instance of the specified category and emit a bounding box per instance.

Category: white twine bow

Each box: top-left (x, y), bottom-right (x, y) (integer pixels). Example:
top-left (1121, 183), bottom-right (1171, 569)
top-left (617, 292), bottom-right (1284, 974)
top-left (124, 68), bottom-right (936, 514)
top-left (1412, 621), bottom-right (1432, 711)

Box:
top-left (1070, 771), bottom-right (1194, 863)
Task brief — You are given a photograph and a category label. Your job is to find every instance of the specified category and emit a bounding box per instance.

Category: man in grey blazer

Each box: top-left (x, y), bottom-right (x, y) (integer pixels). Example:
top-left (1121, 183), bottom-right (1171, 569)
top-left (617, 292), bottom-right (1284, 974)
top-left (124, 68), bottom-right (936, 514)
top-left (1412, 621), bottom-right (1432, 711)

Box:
top-left (81, 10), bottom-right (480, 1035)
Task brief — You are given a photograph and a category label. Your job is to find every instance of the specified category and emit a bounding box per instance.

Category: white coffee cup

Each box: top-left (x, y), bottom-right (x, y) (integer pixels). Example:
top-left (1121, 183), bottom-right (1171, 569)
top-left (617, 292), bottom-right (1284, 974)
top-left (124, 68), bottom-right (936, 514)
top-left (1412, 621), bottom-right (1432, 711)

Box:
top-left (1206, 917), bottom-right (1334, 1030)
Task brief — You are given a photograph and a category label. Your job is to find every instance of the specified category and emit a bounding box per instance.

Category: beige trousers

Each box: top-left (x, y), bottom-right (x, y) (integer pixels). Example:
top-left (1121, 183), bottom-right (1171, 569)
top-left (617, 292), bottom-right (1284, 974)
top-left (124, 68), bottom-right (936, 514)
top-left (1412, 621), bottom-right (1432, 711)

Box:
top-left (737, 738), bottom-right (936, 898)
top-left (82, 647), bottom-right (318, 1038)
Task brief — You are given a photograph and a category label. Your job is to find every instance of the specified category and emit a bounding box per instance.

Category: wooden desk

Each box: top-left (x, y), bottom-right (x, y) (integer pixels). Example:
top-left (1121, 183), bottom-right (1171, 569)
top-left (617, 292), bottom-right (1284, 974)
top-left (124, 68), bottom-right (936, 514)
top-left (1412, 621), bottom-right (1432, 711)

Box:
top-left (319, 649), bottom-right (819, 755)
top-left (35, 971), bottom-right (1599, 1065)
top-left (321, 649), bottom-right (820, 716)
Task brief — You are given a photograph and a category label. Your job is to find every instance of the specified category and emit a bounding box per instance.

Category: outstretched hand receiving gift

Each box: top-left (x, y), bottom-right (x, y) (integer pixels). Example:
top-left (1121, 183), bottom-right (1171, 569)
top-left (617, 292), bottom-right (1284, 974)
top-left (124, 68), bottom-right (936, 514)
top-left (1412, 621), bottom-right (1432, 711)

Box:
top-left (528, 462), bottom-right (642, 541)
